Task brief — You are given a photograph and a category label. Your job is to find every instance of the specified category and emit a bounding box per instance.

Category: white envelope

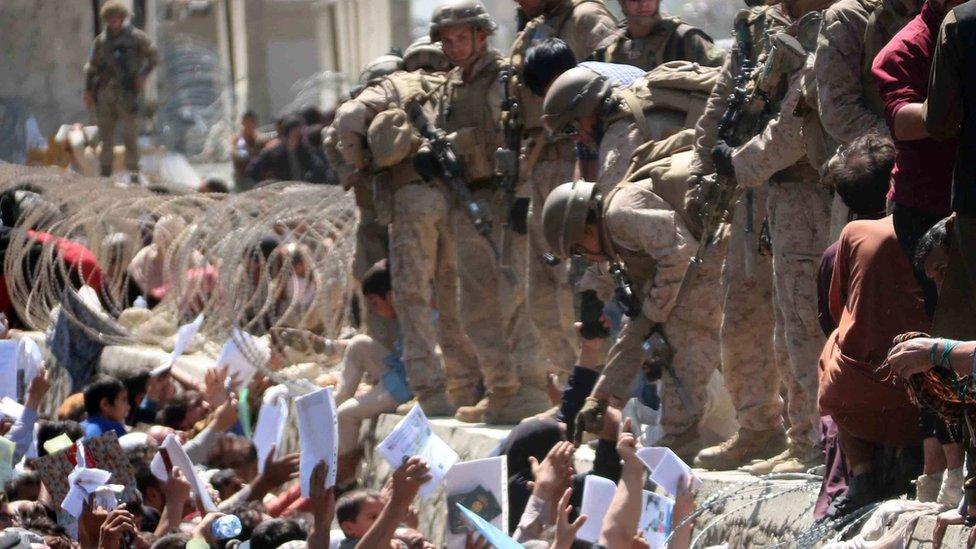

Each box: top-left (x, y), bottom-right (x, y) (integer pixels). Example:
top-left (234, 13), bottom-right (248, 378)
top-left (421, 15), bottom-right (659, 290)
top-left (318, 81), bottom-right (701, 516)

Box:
top-left (636, 447), bottom-right (700, 497)
top-left (295, 388), bottom-right (338, 496)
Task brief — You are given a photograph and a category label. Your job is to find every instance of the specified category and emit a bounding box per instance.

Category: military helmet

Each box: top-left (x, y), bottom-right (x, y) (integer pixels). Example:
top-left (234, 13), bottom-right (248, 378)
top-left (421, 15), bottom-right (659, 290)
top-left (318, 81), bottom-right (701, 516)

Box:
top-left (429, 1), bottom-right (498, 42)
top-left (542, 67), bottom-right (614, 136)
top-left (100, 0), bottom-right (130, 20)
top-left (367, 107), bottom-right (415, 168)
top-left (542, 180), bottom-right (598, 260)
top-left (358, 54), bottom-right (404, 85)
top-left (403, 37), bottom-right (451, 73)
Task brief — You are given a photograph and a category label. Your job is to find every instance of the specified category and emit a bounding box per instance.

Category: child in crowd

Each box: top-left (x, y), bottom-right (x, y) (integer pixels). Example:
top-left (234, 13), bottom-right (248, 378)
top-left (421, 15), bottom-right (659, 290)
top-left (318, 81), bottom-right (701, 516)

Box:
top-left (79, 374), bottom-right (130, 439)
top-left (336, 489), bottom-right (386, 548)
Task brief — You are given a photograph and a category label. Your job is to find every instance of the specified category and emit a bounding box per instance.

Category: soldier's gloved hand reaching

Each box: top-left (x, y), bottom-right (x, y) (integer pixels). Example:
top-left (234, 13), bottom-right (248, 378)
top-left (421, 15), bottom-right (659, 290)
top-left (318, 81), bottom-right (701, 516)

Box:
top-left (508, 197), bottom-right (530, 235)
top-left (573, 397), bottom-right (608, 446)
top-left (711, 141), bottom-right (736, 177)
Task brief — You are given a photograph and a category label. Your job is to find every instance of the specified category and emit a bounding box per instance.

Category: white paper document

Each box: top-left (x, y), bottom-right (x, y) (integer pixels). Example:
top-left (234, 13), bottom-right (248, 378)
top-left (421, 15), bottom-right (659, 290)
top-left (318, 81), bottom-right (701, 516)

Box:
top-left (0, 397), bottom-right (24, 421)
top-left (578, 475), bottom-right (618, 543)
top-left (17, 337), bottom-right (43, 395)
top-left (636, 447), bottom-right (700, 497)
top-left (153, 313), bottom-right (204, 376)
top-left (62, 466), bottom-right (113, 518)
top-left (295, 388), bottom-right (338, 496)
top-left (444, 456), bottom-right (507, 546)
top-left (639, 490), bottom-right (675, 549)
top-left (215, 329), bottom-right (268, 389)
top-left (578, 475), bottom-right (676, 548)
top-left (0, 340), bottom-right (18, 400)
top-left (158, 433), bottom-right (217, 512)
top-left (377, 404), bottom-right (458, 499)
top-left (253, 397), bottom-right (289, 473)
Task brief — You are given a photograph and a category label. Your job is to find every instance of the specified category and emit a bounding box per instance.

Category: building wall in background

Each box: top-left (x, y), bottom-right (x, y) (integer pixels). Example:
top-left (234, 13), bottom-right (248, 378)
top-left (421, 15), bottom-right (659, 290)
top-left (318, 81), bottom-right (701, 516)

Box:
top-left (0, 1), bottom-right (94, 136)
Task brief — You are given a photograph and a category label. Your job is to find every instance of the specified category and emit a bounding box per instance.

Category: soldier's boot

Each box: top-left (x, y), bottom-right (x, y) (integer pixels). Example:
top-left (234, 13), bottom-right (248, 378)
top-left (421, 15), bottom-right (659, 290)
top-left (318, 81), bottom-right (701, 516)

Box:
top-left (915, 472), bottom-right (942, 503)
top-left (695, 428), bottom-right (787, 471)
top-left (414, 391), bottom-right (457, 417)
top-left (938, 467), bottom-right (964, 507)
top-left (484, 384), bottom-right (550, 425)
top-left (456, 385), bottom-right (543, 425)
top-left (448, 384), bottom-right (482, 408)
top-left (658, 425), bottom-right (705, 464)
top-left (770, 443), bottom-right (823, 474)
top-left (741, 448), bottom-right (791, 475)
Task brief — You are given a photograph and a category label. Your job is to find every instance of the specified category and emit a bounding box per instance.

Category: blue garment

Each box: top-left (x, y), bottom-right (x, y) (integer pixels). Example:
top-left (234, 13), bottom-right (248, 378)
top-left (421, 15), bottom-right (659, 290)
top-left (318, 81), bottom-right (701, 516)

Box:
top-left (380, 338), bottom-right (413, 404)
top-left (81, 415), bottom-right (127, 439)
top-left (579, 61), bottom-right (645, 87)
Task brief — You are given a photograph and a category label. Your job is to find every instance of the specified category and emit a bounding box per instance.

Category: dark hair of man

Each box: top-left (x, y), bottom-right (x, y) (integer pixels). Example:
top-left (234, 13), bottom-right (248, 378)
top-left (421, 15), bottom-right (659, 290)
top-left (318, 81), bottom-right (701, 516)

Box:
top-left (247, 518), bottom-right (307, 549)
top-left (82, 375), bottom-right (126, 417)
top-left (36, 419), bottom-right (84, 457)
top-left (336, 488), bottom-right (383, 526)
top-left (361, 259), bottom-right (391, 297)
top-left (280, 115), bottom-right (303, 137)
top-left (242, 110), bottom-right (258, 122)
top-left (201, 178), bottom-right (230, 193)
top-left (914, 217), bottom-right (951, 273)
top-left (825, 132), bottom-right (895, 218)
top-left (524, 38), bottom-right (578, 97)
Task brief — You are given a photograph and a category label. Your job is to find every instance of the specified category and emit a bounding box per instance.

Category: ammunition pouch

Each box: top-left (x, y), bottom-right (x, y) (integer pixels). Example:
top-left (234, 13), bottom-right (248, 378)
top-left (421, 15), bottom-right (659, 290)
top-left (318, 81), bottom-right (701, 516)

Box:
top-left (372, 170), bottom-right (394, 226)
top-left (449, 127), bottom-right (494, 182)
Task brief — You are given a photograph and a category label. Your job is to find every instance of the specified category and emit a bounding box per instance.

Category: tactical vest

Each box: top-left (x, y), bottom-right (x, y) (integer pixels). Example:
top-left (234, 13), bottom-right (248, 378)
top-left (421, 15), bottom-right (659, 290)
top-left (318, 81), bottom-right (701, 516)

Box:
top-left (949, 0), bottom-right (976, 215)
top-left (437, 51), bottom-right (505, 183)
top-left (93, 27), bottom-right (145, 91)
top-left (624, 129), bottom-right (701, 240)
top-left (510, 0), bottom-right (608, 131)
top-left (600, 184), bottom-right (659, 287)
top-left (596, 18), bottom-right (706, 71)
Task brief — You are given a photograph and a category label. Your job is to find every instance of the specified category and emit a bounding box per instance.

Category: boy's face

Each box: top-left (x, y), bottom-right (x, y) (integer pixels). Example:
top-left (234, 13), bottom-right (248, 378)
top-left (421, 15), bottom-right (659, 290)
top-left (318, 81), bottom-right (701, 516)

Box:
top-left (102, 389), bottom-right (130, 422)
top-left (341, 497), bottom-right (385, 539)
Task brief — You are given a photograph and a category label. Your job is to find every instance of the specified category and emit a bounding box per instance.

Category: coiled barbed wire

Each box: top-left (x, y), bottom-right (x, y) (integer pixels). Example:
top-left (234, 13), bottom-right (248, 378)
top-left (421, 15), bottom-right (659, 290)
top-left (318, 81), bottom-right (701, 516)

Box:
top-left (0, 163), bottom-right (359, 390)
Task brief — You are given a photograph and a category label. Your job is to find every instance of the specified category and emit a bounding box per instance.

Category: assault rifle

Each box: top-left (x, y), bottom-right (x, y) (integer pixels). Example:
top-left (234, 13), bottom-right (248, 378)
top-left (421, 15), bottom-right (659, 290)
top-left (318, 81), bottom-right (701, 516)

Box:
top-left (670, 10), bottom-right (756, 305)
top-left (405, 101), bottom-right (516, 284)
top-left (496, 68), bottom-right (523, 274)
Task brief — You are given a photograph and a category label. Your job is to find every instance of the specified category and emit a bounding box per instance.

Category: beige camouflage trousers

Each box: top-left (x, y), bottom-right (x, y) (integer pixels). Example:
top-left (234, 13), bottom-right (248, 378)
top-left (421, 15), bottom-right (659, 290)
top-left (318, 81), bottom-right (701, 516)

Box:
top-left (525, 140), bottom-right (579, 376)
top-left (602, 244), bottom-right (724, 436)
top-left (389, 183), bottom-right (481, 397)
top-left (720, 186), bottom-right (784, 432)
top-left (95, 85), bottom-right (140, 174)
top-left (767, 181), bottom-right (831, 449)
top-left (455, 186), bottom-right (548, 391)
top-left (352, 207), bottom-right (396, 349)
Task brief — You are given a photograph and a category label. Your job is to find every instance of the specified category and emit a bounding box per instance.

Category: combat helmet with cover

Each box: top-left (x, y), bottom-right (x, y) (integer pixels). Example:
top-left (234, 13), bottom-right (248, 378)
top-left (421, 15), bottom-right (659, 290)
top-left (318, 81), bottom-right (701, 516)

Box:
top-left (403, 36), bottom-right (451, 73)
top-left (541, 67), bottom-right (614, 137)
top-left (429, 1), bottom-right (498, 42)
top-left (100, 0), bottom-right (130, 20)
top-left (358, 53), bottom-right (404, 85)
top-left (541, 180), bottom-right (599, 260)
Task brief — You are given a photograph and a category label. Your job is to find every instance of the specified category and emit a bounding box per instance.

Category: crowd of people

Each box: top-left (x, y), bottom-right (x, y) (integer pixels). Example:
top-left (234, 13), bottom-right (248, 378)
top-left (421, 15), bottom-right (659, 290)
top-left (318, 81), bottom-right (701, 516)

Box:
top-left (6, 0), bottom-right (976, 545)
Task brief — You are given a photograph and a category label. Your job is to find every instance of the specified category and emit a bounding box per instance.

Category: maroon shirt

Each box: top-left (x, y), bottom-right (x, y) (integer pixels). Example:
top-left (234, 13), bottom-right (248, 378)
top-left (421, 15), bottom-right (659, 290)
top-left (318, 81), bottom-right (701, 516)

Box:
top-left (872, 0), bottom-right (955, 216)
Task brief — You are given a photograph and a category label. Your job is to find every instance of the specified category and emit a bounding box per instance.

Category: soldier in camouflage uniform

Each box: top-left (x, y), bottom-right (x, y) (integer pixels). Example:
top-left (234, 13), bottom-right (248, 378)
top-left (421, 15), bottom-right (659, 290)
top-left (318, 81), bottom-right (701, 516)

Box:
top-left (83, 1), bottom-right (157, 181)
top-left (687, 2), bottom-right (797, 472)
top-left (712, 17), bottom-right (836, 474)
top-left (510, 0), bottom-right (618, 377)
top-left (542, 178), bottom-right (724, 461)
top-left (331, 39), bottom-right (481, 417)
top-left (814, 0), bottom-right (915, 237)
top-left (542, 63), bottom-right (717, 195)
top-left (426, 1), bottom-right (549, 424)
top-left (330, 54), bottom-right (403, 352)
top-left (591, 0), bottom-right (725, 70)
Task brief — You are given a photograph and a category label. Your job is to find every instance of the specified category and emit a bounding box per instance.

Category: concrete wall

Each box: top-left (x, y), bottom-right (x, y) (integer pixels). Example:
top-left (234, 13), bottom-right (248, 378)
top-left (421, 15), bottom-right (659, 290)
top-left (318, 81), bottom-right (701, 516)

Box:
top-left (0, 1), bottom-right (94, 136)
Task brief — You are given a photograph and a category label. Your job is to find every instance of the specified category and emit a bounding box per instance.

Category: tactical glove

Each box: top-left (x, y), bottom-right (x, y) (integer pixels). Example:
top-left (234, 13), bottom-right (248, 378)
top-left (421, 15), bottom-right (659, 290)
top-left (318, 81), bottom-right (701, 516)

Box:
top-left (711, 141), bottom-right (736, 178)
top-left (508, 197), bottom-right (530, 235)
top-left (573, 397), bottom-right (608, 445)
top-left (579, 290), bottom-right (610, 340)
top-left (412, 149), bottom-right (439, 182)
